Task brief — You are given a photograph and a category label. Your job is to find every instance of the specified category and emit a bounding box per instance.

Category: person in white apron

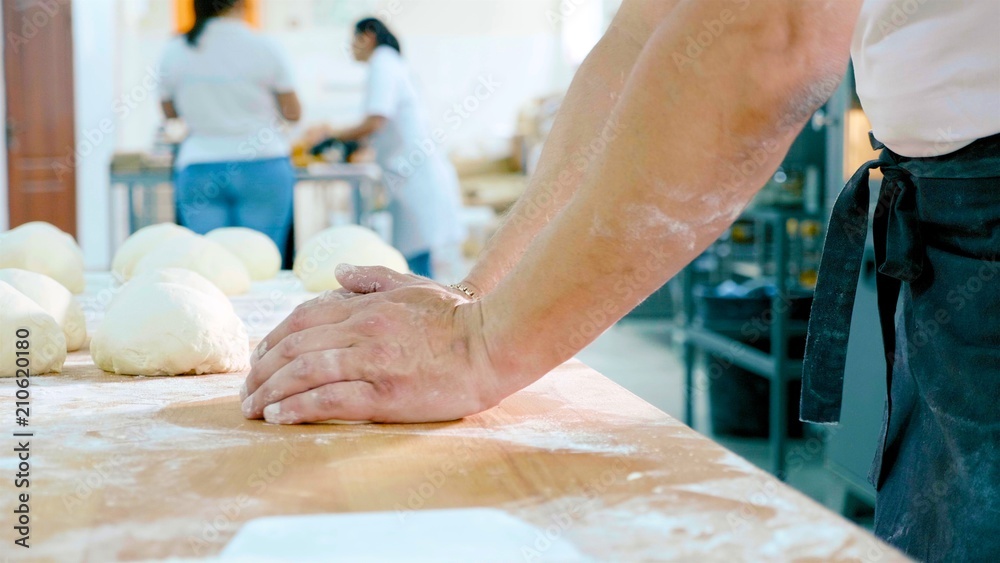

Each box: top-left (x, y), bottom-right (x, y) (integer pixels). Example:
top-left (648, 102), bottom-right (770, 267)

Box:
top-left (317, 18), bottom-right (464, 278)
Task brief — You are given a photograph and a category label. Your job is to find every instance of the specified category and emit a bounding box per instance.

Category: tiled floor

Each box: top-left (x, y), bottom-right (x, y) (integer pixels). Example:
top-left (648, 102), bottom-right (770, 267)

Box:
top-left (576, 319), bottom-right (874, 527)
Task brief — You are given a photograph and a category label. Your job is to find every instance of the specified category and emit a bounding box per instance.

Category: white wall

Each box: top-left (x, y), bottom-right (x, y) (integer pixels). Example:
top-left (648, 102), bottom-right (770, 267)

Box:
top-left (73, 0), bottom-right (118, 269)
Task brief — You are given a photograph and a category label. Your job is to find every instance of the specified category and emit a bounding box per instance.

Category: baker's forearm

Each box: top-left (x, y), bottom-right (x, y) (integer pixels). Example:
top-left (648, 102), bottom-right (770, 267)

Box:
top-left (463, 0), bottom-right (682, 295)
top-left (479, 0), bottom-right (859, 390)
top-left (336, 116), bottom-right (386, 142)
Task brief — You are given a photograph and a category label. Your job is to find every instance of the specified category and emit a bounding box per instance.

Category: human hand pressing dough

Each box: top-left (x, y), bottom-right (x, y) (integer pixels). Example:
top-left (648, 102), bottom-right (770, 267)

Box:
top-left (240, 265), bottom-right (503, 424)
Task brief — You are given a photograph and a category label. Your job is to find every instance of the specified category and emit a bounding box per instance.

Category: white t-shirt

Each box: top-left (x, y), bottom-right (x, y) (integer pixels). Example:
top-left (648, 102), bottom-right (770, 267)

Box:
top-left (364, 46), bottom-right (465, 256)
top-left (160, 19), bottom-right (296, 169)
top-left (851, 0), bottom-right (1000, 157)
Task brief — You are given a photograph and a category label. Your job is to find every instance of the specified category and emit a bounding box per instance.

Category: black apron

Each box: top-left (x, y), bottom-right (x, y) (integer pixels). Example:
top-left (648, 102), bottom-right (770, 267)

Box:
top-left (802, 132), bottom-right (1000, 562)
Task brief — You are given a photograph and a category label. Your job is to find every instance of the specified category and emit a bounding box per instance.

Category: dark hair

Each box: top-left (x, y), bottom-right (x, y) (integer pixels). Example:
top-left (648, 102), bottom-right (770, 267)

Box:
top-left (355, 17), bottom-right (401, 54)
top-left (185, 0), bottom-right (241, 47)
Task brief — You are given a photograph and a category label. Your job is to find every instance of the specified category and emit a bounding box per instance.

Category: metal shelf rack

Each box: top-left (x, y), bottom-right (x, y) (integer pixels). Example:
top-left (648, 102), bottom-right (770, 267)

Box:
top-left (678, 207), bottom-right (822, 478)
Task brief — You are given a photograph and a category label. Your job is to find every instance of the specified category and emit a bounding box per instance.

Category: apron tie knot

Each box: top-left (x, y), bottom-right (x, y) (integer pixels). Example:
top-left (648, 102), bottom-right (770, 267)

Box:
top-left (877, 166), bottom-right (924, 283)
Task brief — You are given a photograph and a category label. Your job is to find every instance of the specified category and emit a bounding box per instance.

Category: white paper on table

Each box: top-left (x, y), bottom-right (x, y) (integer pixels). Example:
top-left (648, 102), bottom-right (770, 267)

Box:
top-left (219, 508), bottom-right (589, 562)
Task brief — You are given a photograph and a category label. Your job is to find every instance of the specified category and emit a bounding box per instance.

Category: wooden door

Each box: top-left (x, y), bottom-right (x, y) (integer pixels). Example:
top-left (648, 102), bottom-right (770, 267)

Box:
top-left (3, 0), bottom-right (77, 235)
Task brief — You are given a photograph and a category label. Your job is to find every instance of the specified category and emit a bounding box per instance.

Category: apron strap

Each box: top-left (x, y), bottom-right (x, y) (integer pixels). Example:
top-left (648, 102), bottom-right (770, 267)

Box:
top-left (801, 137), bottom-right (926, 424)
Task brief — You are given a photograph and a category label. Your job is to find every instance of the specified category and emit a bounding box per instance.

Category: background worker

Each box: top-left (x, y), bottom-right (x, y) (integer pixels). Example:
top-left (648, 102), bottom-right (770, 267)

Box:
top-left (307, 18), bottom-right (464, 278)
top-left (160, 0), bottom-right (302, 262)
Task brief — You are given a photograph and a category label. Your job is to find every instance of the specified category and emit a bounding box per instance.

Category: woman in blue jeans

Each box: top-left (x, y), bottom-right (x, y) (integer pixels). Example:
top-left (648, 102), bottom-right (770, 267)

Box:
top-left (159, 0), bottom-right (301, 260)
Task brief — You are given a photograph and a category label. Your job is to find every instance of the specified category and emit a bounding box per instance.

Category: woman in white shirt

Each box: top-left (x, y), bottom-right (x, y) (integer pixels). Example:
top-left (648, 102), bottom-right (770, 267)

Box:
top-left (159, 0), bottom-right (301, 263)
top-left (317, 18), bottom-right (464, 278)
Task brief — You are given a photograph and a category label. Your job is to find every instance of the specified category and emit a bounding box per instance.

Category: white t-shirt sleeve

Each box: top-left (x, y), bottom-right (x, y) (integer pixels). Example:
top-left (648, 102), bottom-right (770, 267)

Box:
top-left (265, 40), bottom-right (297, 93)
top-left (158, 40), bottom-right (182, 101)
top-left (364, 49), bottom-right (400, 118)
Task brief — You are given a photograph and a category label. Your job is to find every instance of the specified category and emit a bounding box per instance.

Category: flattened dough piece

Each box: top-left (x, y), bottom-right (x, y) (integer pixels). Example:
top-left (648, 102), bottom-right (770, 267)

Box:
top-left (0, 281), bottom-right (67, 376)
top-left (91, 281), bottom-right (249, 376)
top-left (206, 227), bottom-right (282, 281)
top-left (132, 235), bottom-right (252, 296)
top-left (0, 222), bottom-right (85, 293)
top-left (293, 225), bottom-right (408, 292)
top-left (0, 269), bottom-right (87, 351)
top-left (112, 222), bottom-right (195, 280)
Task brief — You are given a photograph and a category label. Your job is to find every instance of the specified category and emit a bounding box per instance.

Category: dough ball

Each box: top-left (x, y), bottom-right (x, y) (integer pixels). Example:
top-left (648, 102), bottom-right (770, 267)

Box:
top-left (314, 419), bottom-right (372, 425)
top-left (0, 281), bottom-right (67, 376)
top-left (112, 222), bottom-right (195, 281)
top-left (293, 225), bottom-right (408, 292)
top-left (91, 281), bottom-right (249, 376)
top-left (206, 227), bottom-right (282, 281)
top-left (112, 268), bottom-right (231, 312)
top-left (0, 222), bottom-right (85, 293)
top-left (0, 269), bottom-right (87, 352)
top-left (132, 235), bottom-right (252, 296)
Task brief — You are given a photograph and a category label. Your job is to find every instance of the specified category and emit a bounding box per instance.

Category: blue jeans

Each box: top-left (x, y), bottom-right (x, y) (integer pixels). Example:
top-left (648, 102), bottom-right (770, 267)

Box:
top-left (175, 157), bottom-right (294, 263)
top-left (407, 251), bottom-right (433, 278)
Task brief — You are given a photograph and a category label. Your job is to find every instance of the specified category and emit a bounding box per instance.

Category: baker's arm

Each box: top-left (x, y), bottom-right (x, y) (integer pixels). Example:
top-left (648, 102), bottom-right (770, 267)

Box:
top-left (480, 0), bottom-right (861, 388)
top-left (330, 116), bottom-right (387, 142)
top-left (240, 0), bottom-right (861, 424)
top-left (276, 91), bottom-right (303, 123)
top-left (161, 101), bottom-right (179, 119)
top-left (461, 0), bottom-right (683, 296)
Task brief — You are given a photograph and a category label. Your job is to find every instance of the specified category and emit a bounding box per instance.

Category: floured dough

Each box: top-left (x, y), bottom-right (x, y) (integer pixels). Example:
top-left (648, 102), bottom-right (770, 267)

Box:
top-left (0, 222), bottom-right (86, 293)
top-left (90, 281), bottom-right (249, 376)
top-left (0, 281), bottom-right (67, 376)
top-left (314, 419), bottom-right (373, 425)
top-left (112, 222), bottom-right (195, 280)
top-left (206, 227), bottom-right (282, 281)
top-left (0, 269), bottom-right (87, 352)
top-left (132, 235), bottom-right (252, 296)
top-left (114, 268), bottom-right (231, 311)
top-left (293, 225), bottom-right (408, 292)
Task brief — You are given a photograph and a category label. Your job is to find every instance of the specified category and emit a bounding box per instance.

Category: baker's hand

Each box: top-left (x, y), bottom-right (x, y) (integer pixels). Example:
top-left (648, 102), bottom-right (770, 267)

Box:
top-left (239, 265), bottom-right (505, 424)
top-left (301, 123), bottom-right (335, 147)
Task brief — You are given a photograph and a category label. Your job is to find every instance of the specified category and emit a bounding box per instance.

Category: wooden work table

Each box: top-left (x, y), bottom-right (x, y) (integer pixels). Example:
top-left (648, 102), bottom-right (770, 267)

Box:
top-left (0, 275), bottom-right (906, 561)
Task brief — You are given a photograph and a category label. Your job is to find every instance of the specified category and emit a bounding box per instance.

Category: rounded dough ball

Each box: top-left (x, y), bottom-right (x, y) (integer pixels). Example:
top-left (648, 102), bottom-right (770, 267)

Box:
top-left (206, 227), bottom-right (282, 281)
top-left (112, 223), bottom-right (195, 281)
top-left (0, 269), bottom-right (87, 352)
top-left (0, 281), bottom-right (67, 376)
top-left (0, 222), bottom-right (85, 293)
top-left (132, 236), bottom-right (252, 296)
top-left (91, 282), bottom-right (249, 376)
top-left (293, 225), bottom-right (408, 292)
top-left (112, 268), bottom-right (231, 312)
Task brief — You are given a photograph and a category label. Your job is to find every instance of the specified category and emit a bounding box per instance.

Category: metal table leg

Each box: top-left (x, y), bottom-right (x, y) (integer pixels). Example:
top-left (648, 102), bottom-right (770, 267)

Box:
top-left (352, 179), bottom-right (365, 225)
top-left (770, 216), bottom-right (790, 479)
top-left (682, 266), bottom-right (696, 428)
